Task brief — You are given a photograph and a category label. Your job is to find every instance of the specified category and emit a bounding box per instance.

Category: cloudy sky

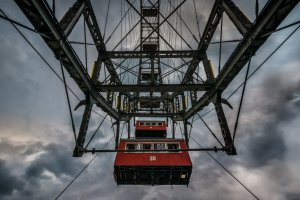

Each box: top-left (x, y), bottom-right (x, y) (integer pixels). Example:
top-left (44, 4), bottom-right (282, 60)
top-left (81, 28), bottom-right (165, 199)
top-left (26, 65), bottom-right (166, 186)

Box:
top-left (0, 0), bottom-right (300, 200)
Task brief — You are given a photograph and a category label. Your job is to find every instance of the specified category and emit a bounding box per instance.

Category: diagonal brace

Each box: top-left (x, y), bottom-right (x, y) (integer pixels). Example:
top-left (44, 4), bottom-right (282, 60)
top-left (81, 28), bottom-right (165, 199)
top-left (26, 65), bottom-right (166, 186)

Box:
top-left (59, 0), bottom-right (86, 37)
top-left (73, 59), bottom-right (103, 157)
top-left (222, 0), bottom-right (252, 36)
top-left (214, 93), bottom-right (236, 155)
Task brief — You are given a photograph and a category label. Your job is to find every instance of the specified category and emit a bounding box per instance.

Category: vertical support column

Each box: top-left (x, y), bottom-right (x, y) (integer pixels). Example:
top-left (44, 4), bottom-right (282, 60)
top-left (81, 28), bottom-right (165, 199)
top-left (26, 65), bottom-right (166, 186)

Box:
top-left (182, 93), bottom-right (187, 110)
top-left (115, 120), bottom-right (120, 149)
top-left (107, 85), bottom-right (115, 106)
top-left (215, 93), bottom-right (236, 155)
top-left (117, 93), bottom-right (122, 111)
top-left (150, 56), bottom-right (154, 114)
top-left (202, 55), bottom-right (215, 82)
top-left (150, 56), bottom-right (155, 84)
top-left (174, 96), bottom-right (180, 113)
top-left (73, 94), bottom-right (92, 157)
top-left (91, 60), bottom-right (102, 83)
top-left (172, 121), bottom-right (175, 139)
top-left (73, 59), bottom-right (102, 157)
top-left (190, 82), bottom-right (197, 106)
top-left (181, 92), bottom-right (189, 146)
top-left (127, 120), bottom-right (131, 139)
top-left (183, 119), bottom-right (189, 147)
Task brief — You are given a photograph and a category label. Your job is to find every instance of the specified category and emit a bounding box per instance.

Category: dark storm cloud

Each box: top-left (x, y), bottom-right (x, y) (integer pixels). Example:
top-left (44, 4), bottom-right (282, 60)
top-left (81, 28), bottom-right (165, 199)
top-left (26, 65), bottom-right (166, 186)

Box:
top-left (0, 140), bottom-right (83, 184)
top-left (22, 142), bottom-right (44, 156)
top-left (285, 192), bottom-right (300, 200)
top-left (0, 139), bottom-right (43, 157)
top-left (0, 34), bottom-right (39, 117)
top-left (293, 100), bottom-right (300, 107)
top-left (248, 128), bottom-right (286, 167)
top-left (0, 159), bottom-right (25, 196)
top-left (244, 74), bottom-right (300, 167)
top-left (24, 143), bottom-right (84, 182)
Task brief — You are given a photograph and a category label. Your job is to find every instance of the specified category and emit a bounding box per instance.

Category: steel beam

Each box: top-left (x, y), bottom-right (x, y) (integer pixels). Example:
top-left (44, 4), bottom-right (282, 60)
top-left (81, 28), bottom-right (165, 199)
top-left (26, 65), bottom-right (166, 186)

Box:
top-left (83, 1), bottom-right (120, 109)
top-left (73, 59), bottom-right (103, 157)
top-left (73, 94), bottom-right (93, 157)
top-left (91, 59), bottom-right (102, 83)
top-left (222, 0), bottom-right (252, 36)
top-left (202, 55), bottom-right (215, 82)
top-left (120, 113), bottom-right (183, 120)
top-left (214, 93), bottom-right (236, 155)
top-left (217, 0), bottom-right (298, 92)
top-left (95, 83), bottom-right (212, 92)
top-left (83, 0), bottom-right (121, 84)
top-left (181, 0), bottom-right (223, 83)
top-left (30, 0), bottom-right (91, 90)
top-left (183, 120), bottom-right (189, 147)
top-left (184, 0), bottom-right (299, 119)
top-left (127, 121), bottom-right (131, 139)
top-left (172, 122), bottom-right (175, 139)
top-left (83, 148), bottom-right (225, 153)
top-left (15, 0), bottom-right (120, 119)
top-left (107, 50), bottom-right (199, 59)
top-left (115, 120), bottom-right (120, 149)
top-left (134, 96), bottom-right (173, 101)
top-left (59, 0), bottom-right (86, 37)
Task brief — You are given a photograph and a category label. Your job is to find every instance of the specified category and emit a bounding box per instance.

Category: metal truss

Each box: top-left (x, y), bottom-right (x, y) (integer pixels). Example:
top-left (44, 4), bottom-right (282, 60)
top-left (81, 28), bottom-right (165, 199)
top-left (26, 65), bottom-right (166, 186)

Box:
top-left (184, 0), bottom-right (299, 119)
top-left (107, 50), bottom-right (200, 59)
top-left (95, 83), bottom-right (212, 92)
top-left (14, 0), bottom-right (120, 119)
top-left (14, 0), bottom-right (299, 156)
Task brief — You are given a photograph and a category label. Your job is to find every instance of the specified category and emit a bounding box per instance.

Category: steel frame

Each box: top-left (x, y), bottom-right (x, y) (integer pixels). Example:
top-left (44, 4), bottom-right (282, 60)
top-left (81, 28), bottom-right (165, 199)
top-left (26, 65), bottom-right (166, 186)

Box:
top-left (14, 0), bottom-right (299, 156)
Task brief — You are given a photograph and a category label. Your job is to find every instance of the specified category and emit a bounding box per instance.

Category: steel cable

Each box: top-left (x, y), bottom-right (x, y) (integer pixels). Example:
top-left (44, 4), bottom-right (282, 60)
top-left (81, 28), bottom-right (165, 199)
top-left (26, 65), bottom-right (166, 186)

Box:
top-left (232, 52), bottom-right (252, 142)
top-left (0, 9), bottom-right (110, 123)
top-left (54, 136), bottom-right (114, 200)
top-left (191, 137), bottom-right (260, 200)
top-left (103, 0), bottom-right (111, 40)
top-left (59, 56), bottom-right (77, 144)
top-left (193, 24), bottom-right (300, 123)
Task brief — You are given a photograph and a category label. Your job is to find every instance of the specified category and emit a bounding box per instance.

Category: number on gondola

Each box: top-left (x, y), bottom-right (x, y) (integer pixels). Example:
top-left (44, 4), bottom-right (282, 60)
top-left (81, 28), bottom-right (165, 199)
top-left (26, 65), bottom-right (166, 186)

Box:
top-left (149, 155), bottom-right (156, 161)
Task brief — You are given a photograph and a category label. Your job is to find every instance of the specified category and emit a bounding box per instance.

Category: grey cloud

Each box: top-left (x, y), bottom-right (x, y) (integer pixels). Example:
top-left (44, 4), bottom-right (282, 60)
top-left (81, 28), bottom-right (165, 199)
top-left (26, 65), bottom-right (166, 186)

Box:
top-left (292, 98), bottom-right (300, 107)
top-left (0, 139), bottom-right (43, 159)
top-left (0, 159), bottom-right (25, 196)
top-left (248, 128), bottom-right (286, 167)
top-left (21, 142), bottom-right (44, 156)
top-left (241, 73), bottom-right (300, 167)
top-left (24, 143), bottom-right (84, 182)
top-left (285, 192), bottom-right (300, 200)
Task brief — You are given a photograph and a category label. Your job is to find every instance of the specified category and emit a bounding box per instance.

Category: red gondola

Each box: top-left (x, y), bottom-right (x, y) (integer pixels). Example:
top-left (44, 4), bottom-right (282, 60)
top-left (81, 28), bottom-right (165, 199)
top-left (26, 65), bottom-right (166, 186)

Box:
top-left (114, 121), bottom-right (192, 185)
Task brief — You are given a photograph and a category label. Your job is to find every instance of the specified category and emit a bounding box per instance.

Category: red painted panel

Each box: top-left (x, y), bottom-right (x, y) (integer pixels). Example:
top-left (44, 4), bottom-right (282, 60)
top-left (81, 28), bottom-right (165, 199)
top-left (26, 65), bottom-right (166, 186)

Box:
top-left (114, 139), bottom-right (192, 167)
top-left (135, 121), bottom-right (167, 131)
